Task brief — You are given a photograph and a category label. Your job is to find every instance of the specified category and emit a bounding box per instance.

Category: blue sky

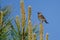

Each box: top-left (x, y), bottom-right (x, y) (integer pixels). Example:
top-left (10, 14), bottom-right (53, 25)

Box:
top-left (1, 0), bottom-right (60, 40)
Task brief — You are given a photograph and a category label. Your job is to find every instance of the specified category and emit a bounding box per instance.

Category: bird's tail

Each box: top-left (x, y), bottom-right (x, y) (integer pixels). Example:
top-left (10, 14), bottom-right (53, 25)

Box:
top-left (45, 20), bottom-right (48, 24)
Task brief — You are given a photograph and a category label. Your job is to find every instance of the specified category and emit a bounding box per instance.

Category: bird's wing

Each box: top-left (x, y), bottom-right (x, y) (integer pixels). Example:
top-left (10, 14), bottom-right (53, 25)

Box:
top-left (40, 15), bottom-right (46, 19)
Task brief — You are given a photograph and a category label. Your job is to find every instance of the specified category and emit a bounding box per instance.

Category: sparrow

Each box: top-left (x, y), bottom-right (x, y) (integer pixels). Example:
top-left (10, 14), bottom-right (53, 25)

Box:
top-left (38, 12), bottom-right (48, 24)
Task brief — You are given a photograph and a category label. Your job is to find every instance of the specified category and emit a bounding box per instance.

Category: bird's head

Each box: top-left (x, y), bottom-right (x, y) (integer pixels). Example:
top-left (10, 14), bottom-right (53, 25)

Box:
top-left (38, 12), bottom-right (42, 15)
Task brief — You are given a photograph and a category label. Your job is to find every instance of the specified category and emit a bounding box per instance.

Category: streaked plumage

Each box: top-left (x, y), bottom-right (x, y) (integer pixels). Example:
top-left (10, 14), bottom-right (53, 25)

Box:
top-left (38, 12), bottom-right (48, 24)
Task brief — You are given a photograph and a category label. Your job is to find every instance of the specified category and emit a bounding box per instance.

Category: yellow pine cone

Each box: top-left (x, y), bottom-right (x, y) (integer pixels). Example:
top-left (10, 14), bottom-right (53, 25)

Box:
top-left (40, 23), bottom-right (44, 40)
top-left (28, 5), bottom-right (31, 20)
top-left (16, 15), bottom-right (20, 31)
top-left (0, 11), bottom-right (3, 25)
top-left (20, 0), bottom-right (26, 28)
top-left (28, 20), bottom-right (33, 40)
top-left (32, 33), bottom-right (36, 40)
top-left (46, 33), bottom-right (48, 40)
